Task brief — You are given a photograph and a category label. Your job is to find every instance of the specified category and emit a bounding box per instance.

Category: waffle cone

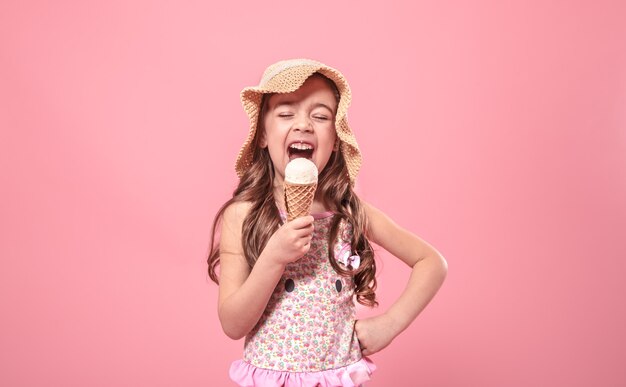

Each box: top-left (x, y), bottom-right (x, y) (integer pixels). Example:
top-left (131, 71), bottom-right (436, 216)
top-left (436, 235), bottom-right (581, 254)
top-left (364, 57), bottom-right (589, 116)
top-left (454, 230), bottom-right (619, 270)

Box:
top-left (284, 182), bottom-right (317, 221)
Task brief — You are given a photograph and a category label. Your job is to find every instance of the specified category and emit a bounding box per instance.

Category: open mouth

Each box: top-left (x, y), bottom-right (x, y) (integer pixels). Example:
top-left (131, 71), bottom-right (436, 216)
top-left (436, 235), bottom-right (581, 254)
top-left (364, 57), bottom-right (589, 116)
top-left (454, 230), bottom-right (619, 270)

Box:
top-left (288, 141), bottom-right (314, 160)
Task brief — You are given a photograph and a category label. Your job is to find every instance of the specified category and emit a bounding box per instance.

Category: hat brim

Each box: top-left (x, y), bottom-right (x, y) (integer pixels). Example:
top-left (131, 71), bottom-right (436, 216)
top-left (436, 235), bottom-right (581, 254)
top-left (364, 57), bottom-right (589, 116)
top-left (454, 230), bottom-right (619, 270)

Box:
top-left (235, 60), bottom-right (362, 184)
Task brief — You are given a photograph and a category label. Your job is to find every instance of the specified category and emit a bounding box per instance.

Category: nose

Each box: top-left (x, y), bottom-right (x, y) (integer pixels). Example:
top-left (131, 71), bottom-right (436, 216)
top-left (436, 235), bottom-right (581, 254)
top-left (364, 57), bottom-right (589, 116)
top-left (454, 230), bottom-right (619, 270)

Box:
top-left (292, 114), bottom-right (313, 133)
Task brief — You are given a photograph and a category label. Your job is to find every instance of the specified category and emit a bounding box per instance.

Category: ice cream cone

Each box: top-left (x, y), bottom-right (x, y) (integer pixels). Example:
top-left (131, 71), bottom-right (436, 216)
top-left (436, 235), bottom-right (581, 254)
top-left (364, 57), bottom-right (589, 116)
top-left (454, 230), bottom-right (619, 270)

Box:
top-left (285, 182), bottom-right (317, 221)
top-left (284, 158), bottom-right (318, 221)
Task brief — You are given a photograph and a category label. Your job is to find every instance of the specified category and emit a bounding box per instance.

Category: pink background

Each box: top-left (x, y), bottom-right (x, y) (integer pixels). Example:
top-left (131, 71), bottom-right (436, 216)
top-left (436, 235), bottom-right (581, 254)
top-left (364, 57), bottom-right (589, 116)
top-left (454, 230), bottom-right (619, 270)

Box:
top-left (1, 1), bottom-right (625, 386)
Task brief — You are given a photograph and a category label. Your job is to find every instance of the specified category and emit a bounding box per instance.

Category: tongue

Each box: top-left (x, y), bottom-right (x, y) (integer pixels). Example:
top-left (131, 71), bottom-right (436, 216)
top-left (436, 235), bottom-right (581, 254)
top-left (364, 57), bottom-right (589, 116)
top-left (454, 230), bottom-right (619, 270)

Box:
top-left (289, 148), bottom-right (313, 160)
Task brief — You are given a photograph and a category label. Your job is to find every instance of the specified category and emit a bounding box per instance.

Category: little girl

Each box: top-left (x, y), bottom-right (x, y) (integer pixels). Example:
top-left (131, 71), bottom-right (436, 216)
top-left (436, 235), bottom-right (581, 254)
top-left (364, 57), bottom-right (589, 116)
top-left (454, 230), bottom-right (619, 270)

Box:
top-left (208, 59), bottom-right (448, 386)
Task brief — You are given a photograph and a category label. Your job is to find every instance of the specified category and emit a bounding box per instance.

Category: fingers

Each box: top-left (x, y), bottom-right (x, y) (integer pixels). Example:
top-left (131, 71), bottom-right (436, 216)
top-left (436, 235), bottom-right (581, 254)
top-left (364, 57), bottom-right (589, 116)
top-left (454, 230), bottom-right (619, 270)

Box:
top-left (354, 320), bottom-right (365, 351)
top-left (275, 216), bottom-right (314, 258)
top-left (359, 340), bottom-right (375, 356)
top-left (299, 234), bottom-right (313, 251)
top-left (354, 320), bottom-right (373, 356)
top-left (289, 215), bottom-right (315, 229)
top-left (287, 216), bottom-right (315, 237)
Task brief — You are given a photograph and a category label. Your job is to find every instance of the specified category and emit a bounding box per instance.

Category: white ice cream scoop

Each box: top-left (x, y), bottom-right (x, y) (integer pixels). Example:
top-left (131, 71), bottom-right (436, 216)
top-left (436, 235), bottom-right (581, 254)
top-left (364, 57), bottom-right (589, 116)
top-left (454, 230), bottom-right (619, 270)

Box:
top-left (285, 158), bottom-right (318, 185)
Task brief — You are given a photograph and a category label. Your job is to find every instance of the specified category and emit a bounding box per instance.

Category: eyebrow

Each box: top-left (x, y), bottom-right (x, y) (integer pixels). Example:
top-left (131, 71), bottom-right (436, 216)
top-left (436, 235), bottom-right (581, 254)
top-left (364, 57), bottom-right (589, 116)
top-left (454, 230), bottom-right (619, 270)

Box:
top-left (272, 100), bottom-right (336, 114)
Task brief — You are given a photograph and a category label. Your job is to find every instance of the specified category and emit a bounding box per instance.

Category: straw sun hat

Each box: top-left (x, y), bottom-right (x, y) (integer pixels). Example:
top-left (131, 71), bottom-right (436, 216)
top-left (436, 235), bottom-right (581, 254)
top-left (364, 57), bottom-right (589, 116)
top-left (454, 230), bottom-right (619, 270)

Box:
top-left (234, 58), bottom-right (362, 184)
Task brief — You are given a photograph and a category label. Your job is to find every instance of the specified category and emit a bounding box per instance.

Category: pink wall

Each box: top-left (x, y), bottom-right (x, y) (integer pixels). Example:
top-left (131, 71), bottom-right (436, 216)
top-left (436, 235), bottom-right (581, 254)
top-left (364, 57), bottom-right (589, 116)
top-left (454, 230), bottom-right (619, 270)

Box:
top-left (1, 1), bottom-right (625, 386)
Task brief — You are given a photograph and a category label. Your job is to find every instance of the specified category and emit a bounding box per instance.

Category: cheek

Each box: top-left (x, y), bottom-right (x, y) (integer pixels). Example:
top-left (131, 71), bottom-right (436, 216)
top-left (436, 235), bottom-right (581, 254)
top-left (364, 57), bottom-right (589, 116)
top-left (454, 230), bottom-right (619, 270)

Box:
top-left (262, 120), bottom-right (283, 146)
top-left (320, 126), bottom-right (337, 151)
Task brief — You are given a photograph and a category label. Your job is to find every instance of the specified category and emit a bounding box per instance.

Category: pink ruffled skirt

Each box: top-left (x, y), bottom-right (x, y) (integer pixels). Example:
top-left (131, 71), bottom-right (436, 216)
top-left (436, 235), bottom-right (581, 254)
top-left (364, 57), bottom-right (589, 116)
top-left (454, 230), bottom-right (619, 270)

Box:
top-left (229, 357), bottom-right (376, 387)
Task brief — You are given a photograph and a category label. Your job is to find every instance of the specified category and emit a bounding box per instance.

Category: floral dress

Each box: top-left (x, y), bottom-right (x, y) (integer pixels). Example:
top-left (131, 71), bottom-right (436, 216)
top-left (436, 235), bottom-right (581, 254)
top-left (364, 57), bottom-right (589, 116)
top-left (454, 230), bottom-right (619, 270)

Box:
top-left (229, 212), bottom-right (375, 387)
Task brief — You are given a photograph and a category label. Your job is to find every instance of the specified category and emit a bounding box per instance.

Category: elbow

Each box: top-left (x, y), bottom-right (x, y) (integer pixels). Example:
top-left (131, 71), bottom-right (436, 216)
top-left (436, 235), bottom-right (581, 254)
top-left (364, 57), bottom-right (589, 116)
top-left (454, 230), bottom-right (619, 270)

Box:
top-left (218, 309), bottom-right (248, 340)
top-left (415, 250), bottom-right (448, 281)
top-left (220, 318), bottom-right (247, 340)
top-left (438, 253), bottom-right (448, 281)
top-left (419, 251), bottom-right (448, 282)
top-left (222, 326), bottom-right (246, 340)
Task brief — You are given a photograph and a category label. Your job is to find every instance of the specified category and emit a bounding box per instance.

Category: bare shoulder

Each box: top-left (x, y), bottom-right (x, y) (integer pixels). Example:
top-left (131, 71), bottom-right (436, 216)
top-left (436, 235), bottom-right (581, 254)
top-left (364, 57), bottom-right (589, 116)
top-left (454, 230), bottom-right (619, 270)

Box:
top-left (223, 201), bottom-right (253, 225)
top-left (362, 201), bottom-right (405, 244)
top-left (362, 200), bottom-right (442, 267)
top-left (220, 201), bottom-right (253, 255)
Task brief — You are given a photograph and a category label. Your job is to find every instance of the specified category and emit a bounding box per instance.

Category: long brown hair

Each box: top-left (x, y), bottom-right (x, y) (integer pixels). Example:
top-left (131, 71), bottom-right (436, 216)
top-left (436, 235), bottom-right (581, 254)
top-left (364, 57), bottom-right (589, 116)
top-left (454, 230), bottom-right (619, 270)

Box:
top-left (207, 74), bottom-right (377, 307)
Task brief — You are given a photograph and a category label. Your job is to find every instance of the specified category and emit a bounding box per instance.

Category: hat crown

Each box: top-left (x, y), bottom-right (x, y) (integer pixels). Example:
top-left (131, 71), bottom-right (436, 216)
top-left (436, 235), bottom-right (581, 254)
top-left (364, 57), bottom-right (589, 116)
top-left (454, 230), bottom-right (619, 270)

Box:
top-left (259, 59), bottom-right (324, 87)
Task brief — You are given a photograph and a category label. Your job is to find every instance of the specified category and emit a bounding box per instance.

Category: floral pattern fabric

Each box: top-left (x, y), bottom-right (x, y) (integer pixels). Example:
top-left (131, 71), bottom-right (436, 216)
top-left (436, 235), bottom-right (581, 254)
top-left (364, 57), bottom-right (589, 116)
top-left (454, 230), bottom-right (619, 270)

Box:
top-left (243, 213), bottom-right (362, 373)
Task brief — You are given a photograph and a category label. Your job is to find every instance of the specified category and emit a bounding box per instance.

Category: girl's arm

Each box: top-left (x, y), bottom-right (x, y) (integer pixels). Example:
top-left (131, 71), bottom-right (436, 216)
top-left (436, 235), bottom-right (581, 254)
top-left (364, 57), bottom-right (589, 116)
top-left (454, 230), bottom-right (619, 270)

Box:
top-left (217, 201), bottom-right (314, 339)
top-left (355, 202), bottom-right (448, 356)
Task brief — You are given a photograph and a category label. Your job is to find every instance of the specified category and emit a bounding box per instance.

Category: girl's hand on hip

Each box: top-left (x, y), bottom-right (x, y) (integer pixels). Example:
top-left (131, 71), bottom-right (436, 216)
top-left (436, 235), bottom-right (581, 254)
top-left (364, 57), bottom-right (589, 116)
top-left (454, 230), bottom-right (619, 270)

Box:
top-left (263, 215), bottom-right (315, 265)
top-left (354, 314), bottom-right (401, 356)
